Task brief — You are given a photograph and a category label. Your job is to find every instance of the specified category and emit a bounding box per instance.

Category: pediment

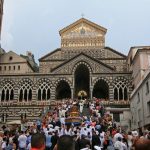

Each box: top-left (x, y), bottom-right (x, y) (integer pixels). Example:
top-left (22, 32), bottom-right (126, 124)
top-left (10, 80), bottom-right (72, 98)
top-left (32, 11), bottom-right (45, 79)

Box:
top-left (104, 47), bottom-right (127, 58)
top-left (51, 53), bottom-right (114, 74)
top-left (60, 18), bottom-right (107, 39)
top-left (0, 51), bottom-right (26, 63)
top-left (39, 48), bottom-right (61, 61)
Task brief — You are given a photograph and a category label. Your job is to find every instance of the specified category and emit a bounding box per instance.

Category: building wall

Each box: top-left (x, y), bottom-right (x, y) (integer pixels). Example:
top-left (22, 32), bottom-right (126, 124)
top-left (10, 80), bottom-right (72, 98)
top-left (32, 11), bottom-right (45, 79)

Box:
top-left (130, 71), bottom-right (150, 130)
top-left (0, 63), bottom-right (33, 74)
top-left (0, 51), bottom-right (34, 74)
top-left (128, 47), bottom-right (150, 88)
top-left (0, 0), bottom-right (3, 36)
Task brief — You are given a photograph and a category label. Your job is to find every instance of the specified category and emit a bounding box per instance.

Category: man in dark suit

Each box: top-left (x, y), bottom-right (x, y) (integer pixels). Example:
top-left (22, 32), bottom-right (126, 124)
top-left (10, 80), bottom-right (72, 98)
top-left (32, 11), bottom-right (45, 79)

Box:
top-left (79, 134), bottom-right (91, 150)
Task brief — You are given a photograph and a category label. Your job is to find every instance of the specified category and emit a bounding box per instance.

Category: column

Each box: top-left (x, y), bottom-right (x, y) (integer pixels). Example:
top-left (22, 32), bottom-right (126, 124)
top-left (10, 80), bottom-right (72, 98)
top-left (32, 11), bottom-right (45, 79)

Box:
top-left (23, 90), bottom-right (25, 101)
top-left (46, 89), bottom-right (48, 100)
top-left (14, 87), bottom-right (18, 101)
top-left (4, 90), bottom-right (6, 102)
top-left (0, 89), bottom-right (1, 102)
top-left (9, 89), bottom-right (10, 101)
top-left (50, 86), bottom-right (56, 100)
top-left (117, 88), bottom-right (119, 101)
top-left (71, 88), bottom-right (74, 99)
top-left (41, 89), bottom-right (43, 101)
top-left (32, 86), bottom-right (37, 101)
top-left (90, 88), bottom-right (93, 100)
top-left (122, 88), bottom-right (124, 100)
top-left (109, 85), bottom-right (114, 101)
top-left (27, 89), bottom-right (29, 101)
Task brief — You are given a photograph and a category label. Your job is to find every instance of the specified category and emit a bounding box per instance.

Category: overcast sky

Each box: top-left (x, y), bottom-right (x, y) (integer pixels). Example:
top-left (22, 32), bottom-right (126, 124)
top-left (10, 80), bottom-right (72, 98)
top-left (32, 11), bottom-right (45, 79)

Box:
top-left (1, 0), bottom-right (150, 62)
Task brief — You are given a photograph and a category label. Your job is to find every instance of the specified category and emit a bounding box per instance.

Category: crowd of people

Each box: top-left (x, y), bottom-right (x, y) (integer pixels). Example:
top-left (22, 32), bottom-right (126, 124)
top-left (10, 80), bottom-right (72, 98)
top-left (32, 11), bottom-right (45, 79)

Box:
top-left (0, 98), bottom-right (150, 150)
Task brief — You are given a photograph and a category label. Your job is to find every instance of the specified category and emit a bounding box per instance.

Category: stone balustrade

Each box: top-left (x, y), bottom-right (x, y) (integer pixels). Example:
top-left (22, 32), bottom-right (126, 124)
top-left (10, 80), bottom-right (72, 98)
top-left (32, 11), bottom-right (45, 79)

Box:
top-left (0, 99), bottom-right (130, 107)
top-left (101, 100), bottom-right (130, 106)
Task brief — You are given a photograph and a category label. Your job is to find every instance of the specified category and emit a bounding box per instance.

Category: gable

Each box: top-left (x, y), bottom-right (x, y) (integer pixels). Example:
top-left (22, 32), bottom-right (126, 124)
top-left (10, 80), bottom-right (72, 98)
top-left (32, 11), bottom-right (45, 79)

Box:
top-left (60, 18), bottom-right (107, 36)
top-left (0, 51), bottom-right (26, 64)
top-left (61, 21), bottom-right (105, 39)
top-left (60, 18), bottom-right (107, 49)
top-left (39, 48), bottom-right (61, 61)
top-left (51, 53), bottom-right (114, 74)
top-left (104, 47), bottom-right (127, 58)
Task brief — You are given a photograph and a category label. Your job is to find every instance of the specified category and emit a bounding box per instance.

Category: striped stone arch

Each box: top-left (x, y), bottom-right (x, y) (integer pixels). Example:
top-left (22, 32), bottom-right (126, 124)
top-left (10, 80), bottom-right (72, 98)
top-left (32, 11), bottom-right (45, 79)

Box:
top-left (17, 78), bottom-right (34, 101)
top-left (35, 78), bottom-right (53, 88)
top-left (112, 76), bottom-right (130, 101)
top-left (35, 78), bottom-right (53, 101)
top-left (92, 77), bottom-right (110, 99)
top-left (53, 77), bottom-right (72, 90)
top-left (0, 79), bottom-right (15, 101)
top-left (72, 61), bottom-right (93, 75)
top-left (92, 77), bottom-right (111, 87)
top-left (112, 76), bottom-right (130, 86)
top-left (0, 79), bottom-right (15, 87)
top-left (54, 78), bottom-right (72, 99)
top-left (17, 78), bottom-right (34, 88)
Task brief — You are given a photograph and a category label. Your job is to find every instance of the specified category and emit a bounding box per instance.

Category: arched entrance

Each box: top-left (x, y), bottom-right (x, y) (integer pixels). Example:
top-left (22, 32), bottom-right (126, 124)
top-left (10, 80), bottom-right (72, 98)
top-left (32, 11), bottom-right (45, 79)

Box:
top-left (56, 80), bottom-right (71, 100)
top-left (93, 80), bottom-right (109, 99)
top-left (74, 64), bottom-right (90, 99)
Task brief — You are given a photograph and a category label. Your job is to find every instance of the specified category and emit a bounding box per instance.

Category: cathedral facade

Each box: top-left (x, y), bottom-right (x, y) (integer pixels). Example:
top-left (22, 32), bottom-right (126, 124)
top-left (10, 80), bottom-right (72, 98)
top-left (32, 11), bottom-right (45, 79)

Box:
top-left (0, 18), bottom-right (132, 128)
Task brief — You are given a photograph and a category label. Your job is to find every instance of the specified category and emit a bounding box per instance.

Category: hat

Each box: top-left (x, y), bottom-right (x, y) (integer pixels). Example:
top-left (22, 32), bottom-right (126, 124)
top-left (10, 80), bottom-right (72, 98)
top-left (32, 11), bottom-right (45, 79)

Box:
top-left (80, 148), bottom-right (89, 150)
top-left (94, 146), bottom-right (101, 150)
top-left (132, 131), bottom-right (138, 137)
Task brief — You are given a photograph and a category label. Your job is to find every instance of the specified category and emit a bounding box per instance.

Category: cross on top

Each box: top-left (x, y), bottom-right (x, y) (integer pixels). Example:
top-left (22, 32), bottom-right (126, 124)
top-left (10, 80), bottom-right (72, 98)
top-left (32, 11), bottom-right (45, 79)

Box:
top-left (81, 13), bottom-right (85, 18)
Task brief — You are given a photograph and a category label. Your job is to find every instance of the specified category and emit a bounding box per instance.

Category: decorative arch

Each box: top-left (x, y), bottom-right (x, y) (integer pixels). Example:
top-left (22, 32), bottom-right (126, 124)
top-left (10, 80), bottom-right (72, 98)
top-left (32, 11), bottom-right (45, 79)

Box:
top-left (0, 79), bottom-right (15, 101)
top-left (93, 79), bottom-right (109, 99)
top-left (72, 61), bottom-right (92, 75)
top-left (92, 77), bottom-right (111, 87)
top-left (54, 78), bottom-right (72, 90)
top-left (73, 62), bottom-right (91, 98)
top-left (36, 78), bottom-right (52, 101)
top-left (55, 79), bottom-right (71, 100)
top-left (112, 77), bottom-right (129, 101)
top-left (18, 78), bottom-right (33, 101)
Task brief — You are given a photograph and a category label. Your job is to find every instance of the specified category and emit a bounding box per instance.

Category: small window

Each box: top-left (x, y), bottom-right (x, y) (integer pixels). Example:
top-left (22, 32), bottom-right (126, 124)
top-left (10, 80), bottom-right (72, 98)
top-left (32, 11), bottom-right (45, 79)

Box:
top-left (4, 66), bottom-right (6, 70)
top-left (9, 66), bottom-right (11, 70)
top-left (13, 66), bottom-right (15, 70)
top-left (138, 109), bottom-right (142, 122)
top-left (113, 113), bottom-right (120, 122)
top-left (130, 56), bottom-right (133, 66)
top-left (147, 101), bottom-right (150, 116)
top-left (146, 81), bottom-right (149, 94)
top-left (18, 65), bottom-right (20, 70)
top-left (137, 92), bottom-right (140, 103)
top-left (9, 56), bottom-right (13, 61)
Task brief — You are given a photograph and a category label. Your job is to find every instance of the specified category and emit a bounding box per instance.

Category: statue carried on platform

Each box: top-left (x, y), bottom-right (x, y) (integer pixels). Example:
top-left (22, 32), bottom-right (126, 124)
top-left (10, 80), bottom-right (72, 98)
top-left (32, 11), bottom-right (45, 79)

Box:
top-left (65, 105), bottom-right (82, 125)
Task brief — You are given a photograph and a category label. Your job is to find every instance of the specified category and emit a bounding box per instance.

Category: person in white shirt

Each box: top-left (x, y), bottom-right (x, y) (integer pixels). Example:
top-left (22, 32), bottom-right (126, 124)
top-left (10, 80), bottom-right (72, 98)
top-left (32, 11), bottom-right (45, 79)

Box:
top-left (79, 102), bottom-right (84, 113)
top-left (127, 131), bottom-right (133, 150)
top-left (1, 137), bottom-right (7, 150)
top-left (113, 130), bottom-right (123, 144)
top-left (114, 137), bottom-right (127, 150)
top-left (18, 131), bottom-right (27, 150)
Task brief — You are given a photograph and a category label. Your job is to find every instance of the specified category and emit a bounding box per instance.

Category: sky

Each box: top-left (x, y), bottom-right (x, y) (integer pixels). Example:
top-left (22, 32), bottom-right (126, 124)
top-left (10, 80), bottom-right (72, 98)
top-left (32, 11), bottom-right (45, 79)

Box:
top-left (1, 0), bottom-right (150, 63)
